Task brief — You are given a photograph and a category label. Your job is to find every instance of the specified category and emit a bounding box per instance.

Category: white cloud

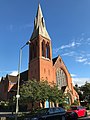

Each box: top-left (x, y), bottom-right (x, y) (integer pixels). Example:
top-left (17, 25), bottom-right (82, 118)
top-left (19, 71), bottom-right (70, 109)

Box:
top-left (53, 34), bottom-right (90, 66)
top-left (60, 41), bottom-right (76, 49)
top-left (72, 78), bottom-right (90, 86)
top-left (53, 41), bottom-right (77, 54)
top-left (53, 48), bottom-right (61, 54)
top-left (71, 74), bottom-right (77, 77)
top-left (9, 71), bottom-right (18, 76)
top-left (78, 37), bottom-right (84, 42)
top-left (87, 37), bottom-right (90, 42)
top-left (76, 57), bottom-right (87, 63)
top-left (53, 39), bottom-right (81, 54)
top-left (84, 61), bottom-right (90, 65)
top-left (62, 51), bottom-right (75, 57)
top-left (0, 77), bottom-right (1, 81)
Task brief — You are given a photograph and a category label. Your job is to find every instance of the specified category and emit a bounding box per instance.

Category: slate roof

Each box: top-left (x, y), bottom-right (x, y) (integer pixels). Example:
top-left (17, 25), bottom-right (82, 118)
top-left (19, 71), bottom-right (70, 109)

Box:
top-left (7, 75), bottom-right (17, 83)
top-left (52, 56), bottom-right (58, 65)
top-left (20, 70), bottom-right (28, 82)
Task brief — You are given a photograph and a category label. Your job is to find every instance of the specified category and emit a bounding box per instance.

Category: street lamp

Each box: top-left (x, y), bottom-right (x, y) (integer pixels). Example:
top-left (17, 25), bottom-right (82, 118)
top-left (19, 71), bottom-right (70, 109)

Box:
top-left (15, 40), bottom-right (31, 120)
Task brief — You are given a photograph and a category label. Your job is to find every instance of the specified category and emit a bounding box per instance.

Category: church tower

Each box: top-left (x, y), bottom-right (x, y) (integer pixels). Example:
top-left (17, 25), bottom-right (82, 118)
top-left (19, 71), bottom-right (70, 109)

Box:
top-left (28, 4), bottom-right (53, 83)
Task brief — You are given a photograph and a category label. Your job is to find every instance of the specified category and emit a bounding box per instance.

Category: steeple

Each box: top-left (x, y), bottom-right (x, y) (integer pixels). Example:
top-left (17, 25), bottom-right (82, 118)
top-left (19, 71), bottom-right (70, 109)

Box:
top-left (30, 4), bottom-right (51, 40)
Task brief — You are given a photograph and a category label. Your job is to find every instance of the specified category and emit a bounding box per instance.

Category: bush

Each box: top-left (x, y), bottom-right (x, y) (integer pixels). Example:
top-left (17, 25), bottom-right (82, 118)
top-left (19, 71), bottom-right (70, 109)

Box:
top-left (71, 100), bottom-right (79, 106)
top-left (64, 104), bottom-right (70, 110)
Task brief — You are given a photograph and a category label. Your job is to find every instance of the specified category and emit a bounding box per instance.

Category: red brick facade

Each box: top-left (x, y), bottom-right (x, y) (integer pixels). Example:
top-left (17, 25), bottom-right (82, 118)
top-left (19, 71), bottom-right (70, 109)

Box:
top-left (28, 4), bottom-right (79, 104)
top-left (28, 35), bottom-right (54, 83)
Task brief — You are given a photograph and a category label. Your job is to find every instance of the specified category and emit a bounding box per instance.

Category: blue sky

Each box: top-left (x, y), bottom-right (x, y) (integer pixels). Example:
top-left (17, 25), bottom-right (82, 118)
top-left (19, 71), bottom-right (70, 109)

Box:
top-left (0, 0), bottom-right (90, 86)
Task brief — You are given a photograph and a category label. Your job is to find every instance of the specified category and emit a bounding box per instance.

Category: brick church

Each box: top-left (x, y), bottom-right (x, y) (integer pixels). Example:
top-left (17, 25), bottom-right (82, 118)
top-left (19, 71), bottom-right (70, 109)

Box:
top-left (0, 4), bottom-right (79, 105)
top-left (28, 4), bottom-right (79, 104)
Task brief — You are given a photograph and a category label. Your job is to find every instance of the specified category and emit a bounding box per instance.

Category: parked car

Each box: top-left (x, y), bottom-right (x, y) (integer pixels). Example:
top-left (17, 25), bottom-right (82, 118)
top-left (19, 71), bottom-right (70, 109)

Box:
top-left (24, 107), bottom-right (66, 120)
top-left (67, 106), bottom-right (87, 118)
top-left (66, 111), bottom-right (78, 120)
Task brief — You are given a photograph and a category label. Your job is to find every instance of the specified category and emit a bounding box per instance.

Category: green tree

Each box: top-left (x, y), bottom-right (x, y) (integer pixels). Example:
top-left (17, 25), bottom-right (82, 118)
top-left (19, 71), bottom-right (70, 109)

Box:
top-left (74, 84), bottom-right (84, 101)
top-left (20, 79), bottom-right (40, 109)
top-left (38, 80), bottom-right (51, 108)
top-left (20, 79), bottom-right (64, 109)
top-left (48, 85), bottom-right (63, 106)
top-left (80, 82), bottom-right (90, 102)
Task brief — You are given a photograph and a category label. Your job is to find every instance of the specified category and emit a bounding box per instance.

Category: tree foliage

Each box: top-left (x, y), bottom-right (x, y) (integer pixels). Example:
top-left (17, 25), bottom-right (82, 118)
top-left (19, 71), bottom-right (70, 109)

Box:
top-left (20, 79), bottom-right (64, 108)
top-left (20, 80), bottom-right (40, 103)
top-left (80, 82), bottom-right (90, 96)
top-left (48, 85), bottom-right (63, 104)
top-left (74, 82), bottom-right (90, 103)
top-left (80, 82), bottom-right (90, 102)
top-left (74, 84), bottom-right (84, 101)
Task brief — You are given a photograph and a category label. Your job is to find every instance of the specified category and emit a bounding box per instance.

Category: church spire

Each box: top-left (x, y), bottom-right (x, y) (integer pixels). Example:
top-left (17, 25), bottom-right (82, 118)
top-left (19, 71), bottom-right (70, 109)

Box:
top-left (30, 3), bottom-right (51, 40)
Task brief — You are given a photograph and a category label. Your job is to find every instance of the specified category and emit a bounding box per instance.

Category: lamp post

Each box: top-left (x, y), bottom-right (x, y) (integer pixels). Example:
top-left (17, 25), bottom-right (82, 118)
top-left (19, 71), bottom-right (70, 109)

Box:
top-left (15, 40), bottom-right (31, 120)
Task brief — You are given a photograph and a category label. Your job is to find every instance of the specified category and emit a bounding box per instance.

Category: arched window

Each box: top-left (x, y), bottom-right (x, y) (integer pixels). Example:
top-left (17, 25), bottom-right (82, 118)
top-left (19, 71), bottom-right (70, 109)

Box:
top-left (34, 41), bottom-right (37, 58)
top-left (30, 44), bottom-right (34, 59)
top-left (46, 42), bottom-right (50, 59)
top-left (30, 41), bottom-right (37, 60)
top-left (56, 69), bottom-right (67, 89)
top-left (42, 40), bottom-right (45, 57)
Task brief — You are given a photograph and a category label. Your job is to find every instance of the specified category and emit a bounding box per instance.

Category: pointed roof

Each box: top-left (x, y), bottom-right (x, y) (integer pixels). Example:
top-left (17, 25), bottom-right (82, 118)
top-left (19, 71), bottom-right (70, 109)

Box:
top-left (30, 4), bottom-right (51, 40)
top-left (52, 56), bottom-right (58, 65)
top-left (36, 3), bottom-right (43, 19)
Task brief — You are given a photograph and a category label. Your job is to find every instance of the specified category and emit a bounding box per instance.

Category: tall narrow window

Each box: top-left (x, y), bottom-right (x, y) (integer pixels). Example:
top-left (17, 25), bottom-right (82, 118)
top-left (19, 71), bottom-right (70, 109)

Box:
top-left (34, 42), bottom-right (37, 58)
top-left (30, 42), bottom-right (37, 60)
top-left (42, 40), bottom-right (45, 57)
top-left (46, 43), bottom-right (50, 59)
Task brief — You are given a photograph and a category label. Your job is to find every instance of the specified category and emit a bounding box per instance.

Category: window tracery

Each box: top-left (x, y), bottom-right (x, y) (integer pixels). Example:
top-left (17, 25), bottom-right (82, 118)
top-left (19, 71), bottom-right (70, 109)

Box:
top-left (56, 69), bottom-right (67, 89)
